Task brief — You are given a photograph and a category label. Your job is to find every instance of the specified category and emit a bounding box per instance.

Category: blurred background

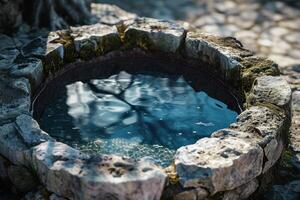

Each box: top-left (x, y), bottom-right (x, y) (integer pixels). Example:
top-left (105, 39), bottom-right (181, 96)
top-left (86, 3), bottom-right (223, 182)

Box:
top-left (96, 0), bottom-right (300, 91)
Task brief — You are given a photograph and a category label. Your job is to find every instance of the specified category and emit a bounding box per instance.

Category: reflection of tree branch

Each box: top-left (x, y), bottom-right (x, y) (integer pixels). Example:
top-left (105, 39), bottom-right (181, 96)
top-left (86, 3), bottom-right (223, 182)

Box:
top-left (86, 81), bottom-right (149, 134)
top-left (118, 76), bottom-right (134, 96)
top-left (85, 75), bottom-right (187, 149)
top-left (87, 82), bottom-right (134, 109)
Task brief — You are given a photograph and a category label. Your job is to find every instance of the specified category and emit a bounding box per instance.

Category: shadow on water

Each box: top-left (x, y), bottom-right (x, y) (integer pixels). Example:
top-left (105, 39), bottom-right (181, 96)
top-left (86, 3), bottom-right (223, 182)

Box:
top-left (33, 53), bottom-right (241, 167)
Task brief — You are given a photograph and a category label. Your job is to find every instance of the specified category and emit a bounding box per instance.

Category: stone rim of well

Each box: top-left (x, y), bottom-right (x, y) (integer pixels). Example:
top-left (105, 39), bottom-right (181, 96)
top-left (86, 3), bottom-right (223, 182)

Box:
top-left (0, 17), bottom-right (292, 199)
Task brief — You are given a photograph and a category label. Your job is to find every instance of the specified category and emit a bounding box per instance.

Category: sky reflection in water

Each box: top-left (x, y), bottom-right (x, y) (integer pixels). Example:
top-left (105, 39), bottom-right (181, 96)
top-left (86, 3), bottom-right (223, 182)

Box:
top-left (40, 71), bottom-right (238, 167)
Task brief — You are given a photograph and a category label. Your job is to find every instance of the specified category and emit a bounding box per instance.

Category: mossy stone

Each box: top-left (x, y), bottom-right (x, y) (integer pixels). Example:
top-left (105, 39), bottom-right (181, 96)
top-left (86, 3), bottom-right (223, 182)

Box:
top-left (241, 57), bottom-right (280, 93)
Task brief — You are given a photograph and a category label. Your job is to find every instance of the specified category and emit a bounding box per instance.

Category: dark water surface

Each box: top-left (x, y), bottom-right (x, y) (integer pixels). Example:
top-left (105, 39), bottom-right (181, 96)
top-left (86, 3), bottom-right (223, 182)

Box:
top-left (35, 55), bottom-right (240, 167)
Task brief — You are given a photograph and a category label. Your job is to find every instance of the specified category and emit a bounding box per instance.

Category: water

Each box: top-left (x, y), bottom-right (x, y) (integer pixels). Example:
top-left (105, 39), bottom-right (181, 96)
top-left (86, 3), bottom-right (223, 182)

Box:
top-left (39, 71), bottom-right (238, 167)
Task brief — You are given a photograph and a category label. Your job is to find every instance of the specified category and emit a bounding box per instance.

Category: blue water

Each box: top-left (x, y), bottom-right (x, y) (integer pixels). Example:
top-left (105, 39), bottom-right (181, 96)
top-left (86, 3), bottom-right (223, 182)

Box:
top-left (39, 71), bottom-right (238, 167)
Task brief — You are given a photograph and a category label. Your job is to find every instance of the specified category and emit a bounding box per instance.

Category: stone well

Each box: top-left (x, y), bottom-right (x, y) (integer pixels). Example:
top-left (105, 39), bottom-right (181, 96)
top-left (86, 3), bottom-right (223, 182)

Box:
top-left (0, 16), bottom-right (292, 200)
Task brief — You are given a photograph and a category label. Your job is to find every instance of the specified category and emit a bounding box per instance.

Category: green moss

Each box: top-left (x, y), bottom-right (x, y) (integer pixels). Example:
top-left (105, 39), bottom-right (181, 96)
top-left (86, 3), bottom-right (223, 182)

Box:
top-left (116, 21), bottom-right (155, 50)
top-left (212, 37), bottom-right (249, 56)
top-left (42, 48), bottom-right (64, 78)
top-left (42, 30), bottom-right (77, 77)
top-left (280, 149), bottom-right (293, 168)
top-left (123, 29), bottom-right (155, 50)
top-left (55, 30), bottom-right (77, 63)
top-left (96, 34), bottom-right (122, 56)
top-left (78, 40), bottom-right (96, 60)
top-left (241, 57), bottom-right (280, 93)
top-left (189, 33), bottom-right (253, 58)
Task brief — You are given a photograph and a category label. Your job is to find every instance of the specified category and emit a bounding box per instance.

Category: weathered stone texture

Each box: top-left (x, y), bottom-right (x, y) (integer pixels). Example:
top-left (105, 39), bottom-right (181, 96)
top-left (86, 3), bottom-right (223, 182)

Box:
top-left (0, 34), bottom-right (17, 51)
top-left (15, 114), bottom-right (54, 147)
top-left (120, 17), bottom-right (186, 53)
top-left (175, 136), bottom-right (263, 194)
top-left (247, 76), bottom-right (292, 110)
top-left (184, 32), bottom-right (252, 82)
top-left (240, 57), bottom-right (280, 92)
top-left (290, 91), bottom-right (300, 153)
top-left (71, 23), bottom-right (121, 59)
top-left (222, 179), bottom-right (258, 200)
top-left (0, 49), bottom-right (20, 70)
top-left (0, 75), bottom-right (31, 125)
top-left (228, 106), bottom-right (287, 172)
top-left (21, 37), bottom-right (48, 58)
top-left (0, 123), bottom-right (28, 165)
top-left (9, 58), bottom-right (44, 89)
top-left (28, 141), bottom-right (167, 200)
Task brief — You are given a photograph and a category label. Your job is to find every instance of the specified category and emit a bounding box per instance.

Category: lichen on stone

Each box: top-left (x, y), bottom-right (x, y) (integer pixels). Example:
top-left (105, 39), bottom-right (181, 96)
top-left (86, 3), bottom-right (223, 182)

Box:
top-left (42, 31), bottom-right (73, 77)
top-left (54, 30), bottom-right (76, 63)
top-left (71, 23), bottom-right (122, 60)
top-left (187, 32), bottom-right (253, 59)
top-left (122, 28), bottom-right (155, 50)
top-left (164, 164), bottom-right (179, 185)
top-left (95, 34), bottom-right (122, 55)
top-left (241, 57), bottom-right (280, 93)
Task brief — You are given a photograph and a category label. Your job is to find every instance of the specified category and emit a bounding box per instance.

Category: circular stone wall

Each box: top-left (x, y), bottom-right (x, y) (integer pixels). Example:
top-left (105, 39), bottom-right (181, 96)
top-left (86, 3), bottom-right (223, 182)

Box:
top-left (0, 16), bottom-right (292, 200)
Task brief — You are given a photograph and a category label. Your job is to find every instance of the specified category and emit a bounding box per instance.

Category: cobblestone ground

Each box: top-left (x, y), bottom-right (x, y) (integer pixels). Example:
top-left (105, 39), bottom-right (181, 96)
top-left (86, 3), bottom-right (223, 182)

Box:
top-left (97, 0), bottom-right (300, 197)
top-left (97, 0), bottom-right (300, 87)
